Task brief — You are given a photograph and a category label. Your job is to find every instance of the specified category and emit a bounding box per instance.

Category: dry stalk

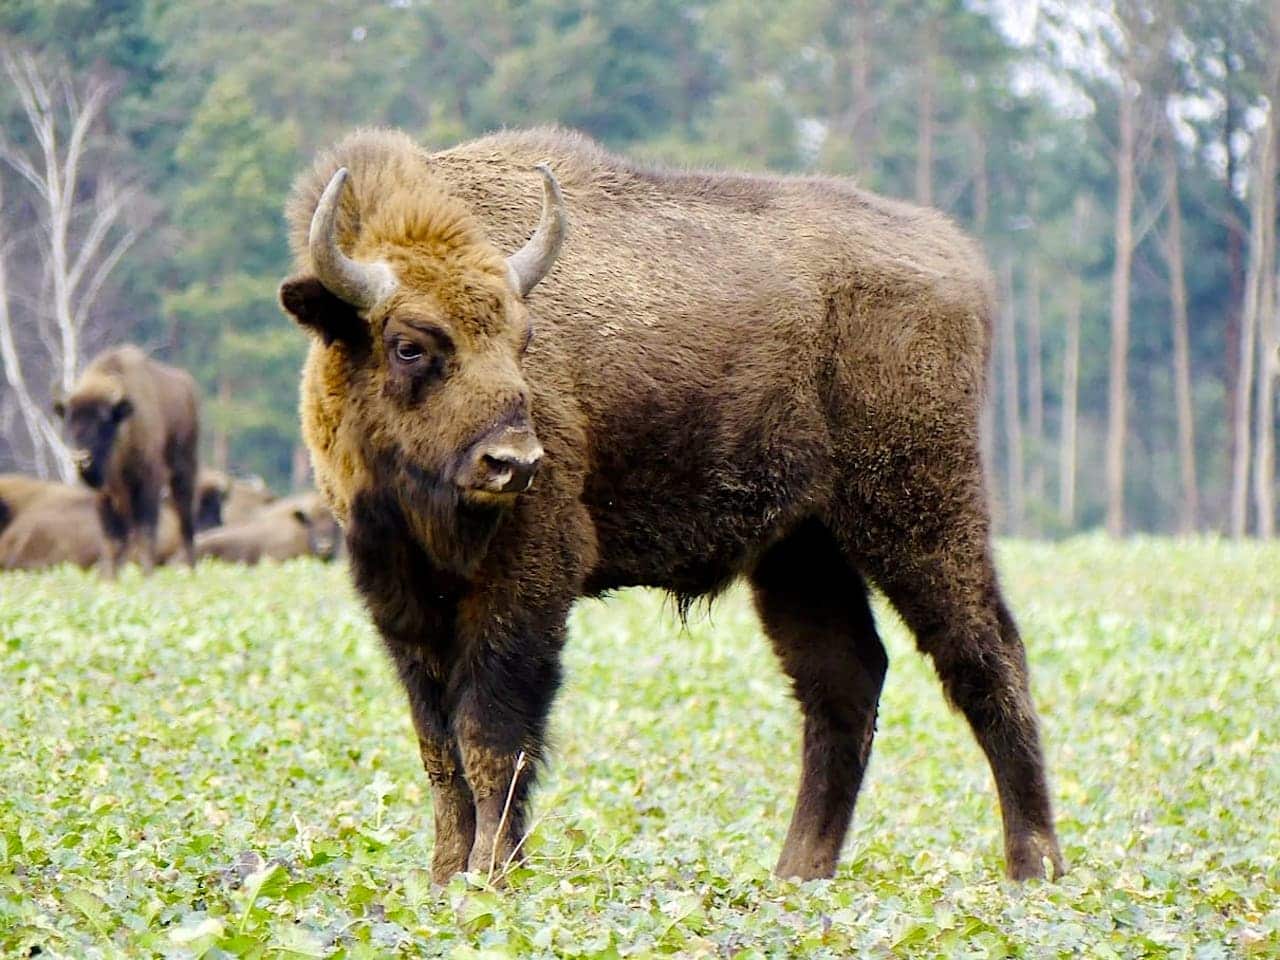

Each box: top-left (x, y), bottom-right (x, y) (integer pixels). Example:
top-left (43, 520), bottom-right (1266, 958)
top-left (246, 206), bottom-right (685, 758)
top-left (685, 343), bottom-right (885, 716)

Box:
top-left (487, 750), bottom-right (528, 885)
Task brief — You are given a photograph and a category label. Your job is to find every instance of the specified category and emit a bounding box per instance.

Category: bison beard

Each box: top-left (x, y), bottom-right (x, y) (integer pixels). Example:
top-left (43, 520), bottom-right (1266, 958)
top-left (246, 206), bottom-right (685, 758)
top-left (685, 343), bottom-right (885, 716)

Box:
top-left (372, 447), bottom-right (507, 580)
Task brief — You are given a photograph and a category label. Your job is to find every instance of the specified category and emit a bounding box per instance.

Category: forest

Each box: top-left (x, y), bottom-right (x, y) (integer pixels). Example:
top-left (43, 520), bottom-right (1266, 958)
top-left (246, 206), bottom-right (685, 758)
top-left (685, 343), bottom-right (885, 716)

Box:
top-left (0, 0), bottom-right (1277, 537)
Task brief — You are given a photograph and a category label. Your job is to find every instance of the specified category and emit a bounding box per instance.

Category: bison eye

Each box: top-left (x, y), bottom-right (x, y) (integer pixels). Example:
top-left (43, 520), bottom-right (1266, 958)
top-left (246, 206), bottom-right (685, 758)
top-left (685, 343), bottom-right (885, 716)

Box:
top-left (394, 340), bottom-right (424, 364)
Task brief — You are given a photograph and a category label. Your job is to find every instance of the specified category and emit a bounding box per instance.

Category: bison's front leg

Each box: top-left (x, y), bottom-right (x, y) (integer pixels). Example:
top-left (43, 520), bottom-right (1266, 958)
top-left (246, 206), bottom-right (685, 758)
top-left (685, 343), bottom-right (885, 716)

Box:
top-left (96, 494), bottom-right (129, 580)
top-left (392, 652), bottom-right (476, 884)
top-left (454, 637), bottom-right (564, 880)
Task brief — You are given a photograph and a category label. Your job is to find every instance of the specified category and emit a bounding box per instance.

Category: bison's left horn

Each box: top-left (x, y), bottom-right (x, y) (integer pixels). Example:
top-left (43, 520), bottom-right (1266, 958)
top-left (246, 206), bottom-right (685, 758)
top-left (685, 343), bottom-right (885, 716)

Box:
top-left (506, 164), bottom-right (568, 298)
top-left (309, 167), bottom-right (397, 311)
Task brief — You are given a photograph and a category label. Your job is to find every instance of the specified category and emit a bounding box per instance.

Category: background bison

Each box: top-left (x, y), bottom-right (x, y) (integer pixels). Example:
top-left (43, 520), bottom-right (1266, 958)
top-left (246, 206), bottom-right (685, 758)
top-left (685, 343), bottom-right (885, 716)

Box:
top-left (279, 127), bottom-right (1064, 884)
top-left (55, 345), bottom-right (200, 577)
top-left (194, 469), bottom-right (278, 532)
top-left (195, 491), bottom-right (340, 564)
top-left (0, 473), bottom-right (67, 536)
top-left (0, 485), bottom-right (186, 571)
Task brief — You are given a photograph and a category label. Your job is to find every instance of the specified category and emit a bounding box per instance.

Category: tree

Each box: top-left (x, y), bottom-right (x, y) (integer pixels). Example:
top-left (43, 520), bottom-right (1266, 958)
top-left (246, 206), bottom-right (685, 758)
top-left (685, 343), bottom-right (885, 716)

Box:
top-left (1059, 195), bottom-right (1089, 529)
top-left (0, 180), bottom-right (65, 476)
top-left (1105, 5), bottom-right (1142, 537)
top-left (1162, 129), bottom-right (1199, 533)
top-left (1231, 47), bottom-right (1279, 538)
top-left (164, 72), bottom-right (301, 479)
top-left (0, 50), bottom-right (141, 478)
top-left (999, 259), bottom-right (1024, 533)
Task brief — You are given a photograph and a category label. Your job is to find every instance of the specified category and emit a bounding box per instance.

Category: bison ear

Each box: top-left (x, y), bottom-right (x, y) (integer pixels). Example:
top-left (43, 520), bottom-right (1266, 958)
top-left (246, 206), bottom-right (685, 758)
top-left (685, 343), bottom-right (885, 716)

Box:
top-left (279, 274), bottom-right (369, 349)
top-left (112, 397), bottom-right (134, 423)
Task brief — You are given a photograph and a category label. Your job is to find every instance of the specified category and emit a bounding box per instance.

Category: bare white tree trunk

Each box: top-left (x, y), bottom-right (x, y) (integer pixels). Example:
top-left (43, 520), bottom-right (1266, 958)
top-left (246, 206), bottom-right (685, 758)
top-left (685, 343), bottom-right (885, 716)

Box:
top-left (1253, 262), bottom-right (1278, 538)
top-left (1059, 195), bottom-right (1086, 529)
top-left (1106, 55), bottom-right (1138, 537)
top-left (0, 185), bottom-right (72, 479)
top-left (0, 52), bottom-right (138, 397)
top-left (915, 17), bottom-right (936, 207)
top-left (1231, 89), bottom-right (1277, 538)
top-left (1163, 137), bottom-right (1199, 534)
top-left (1026, 254), bottom-right (1045, 528)
top-left (1000, 259), bottom-right (1024, 534)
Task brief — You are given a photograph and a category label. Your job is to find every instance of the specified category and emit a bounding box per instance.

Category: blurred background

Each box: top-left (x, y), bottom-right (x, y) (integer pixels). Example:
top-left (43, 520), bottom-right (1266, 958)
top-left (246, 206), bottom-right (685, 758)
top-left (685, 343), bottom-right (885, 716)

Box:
top-left (0, 0), bottom-right (1276, 538)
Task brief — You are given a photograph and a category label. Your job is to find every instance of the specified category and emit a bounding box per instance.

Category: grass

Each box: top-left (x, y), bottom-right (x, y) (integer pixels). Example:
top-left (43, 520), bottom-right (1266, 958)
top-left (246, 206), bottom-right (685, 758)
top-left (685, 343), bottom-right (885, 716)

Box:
top-left (0, 537), bottom-right (1276, 958)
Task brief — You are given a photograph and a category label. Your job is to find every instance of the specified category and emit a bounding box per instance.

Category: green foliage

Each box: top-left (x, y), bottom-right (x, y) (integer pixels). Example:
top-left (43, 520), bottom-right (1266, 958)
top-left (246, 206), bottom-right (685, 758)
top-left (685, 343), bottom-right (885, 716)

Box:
top-left (163, 73), bottom-right (303, 481)
top-left (1, 0), bottom-right (1277, 523)
top-left (0, 540), bottom-right (1276, 956)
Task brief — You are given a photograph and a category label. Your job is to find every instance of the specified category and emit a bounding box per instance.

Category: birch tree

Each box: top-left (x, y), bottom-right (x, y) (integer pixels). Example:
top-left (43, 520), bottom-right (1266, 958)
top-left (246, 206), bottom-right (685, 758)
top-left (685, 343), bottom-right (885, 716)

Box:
top-left (0, 181), bottom-right (69, 477)
top-left (1162, 133), bottom-right (1199, 534)
top-left (1251, 2), bottom-right (1280, 538)
top-left (1059, 195), bottom-right (1088, 529)
top-left (1105, 8), bottom-right (1141, 537)
top-left (1230, 63), bottom-right (1278, 538)
top-left (0, 51), bottom-right (140, 479)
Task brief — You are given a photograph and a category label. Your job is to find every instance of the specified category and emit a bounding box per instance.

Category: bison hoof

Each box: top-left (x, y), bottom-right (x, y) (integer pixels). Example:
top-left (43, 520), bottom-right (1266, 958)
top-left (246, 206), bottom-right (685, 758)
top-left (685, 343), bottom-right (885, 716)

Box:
top-left (430, 854), bottom-right (469, 887)
top-left (1006, 830), bottom-right (1066, 881)
top-left (774, 849), bottom-right (837, 882)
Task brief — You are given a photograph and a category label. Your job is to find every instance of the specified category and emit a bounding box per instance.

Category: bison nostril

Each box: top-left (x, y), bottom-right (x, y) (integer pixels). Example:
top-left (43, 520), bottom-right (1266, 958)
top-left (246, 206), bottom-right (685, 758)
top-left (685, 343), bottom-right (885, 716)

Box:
top-left (480, 453), bottom-right (541, 493)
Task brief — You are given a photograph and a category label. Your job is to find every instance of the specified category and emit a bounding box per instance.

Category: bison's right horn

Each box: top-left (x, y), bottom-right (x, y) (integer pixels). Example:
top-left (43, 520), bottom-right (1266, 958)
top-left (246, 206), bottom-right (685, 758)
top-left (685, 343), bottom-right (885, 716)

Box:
top-left (308, 167), bottom-right (397, 312)
top-left (506, 164), bottom-right (568, 298)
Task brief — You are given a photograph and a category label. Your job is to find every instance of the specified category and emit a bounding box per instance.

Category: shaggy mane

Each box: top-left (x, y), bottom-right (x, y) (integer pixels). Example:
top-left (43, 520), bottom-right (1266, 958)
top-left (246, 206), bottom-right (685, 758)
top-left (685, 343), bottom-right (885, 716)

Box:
top-left (285, 128), bottom-right (508, 282)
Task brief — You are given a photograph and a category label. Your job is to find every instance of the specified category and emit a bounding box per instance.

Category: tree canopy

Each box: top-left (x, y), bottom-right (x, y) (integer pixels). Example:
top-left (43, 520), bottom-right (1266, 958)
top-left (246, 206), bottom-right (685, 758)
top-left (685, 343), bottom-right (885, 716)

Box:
top-left (1, 0), bottom-right (1278, 536)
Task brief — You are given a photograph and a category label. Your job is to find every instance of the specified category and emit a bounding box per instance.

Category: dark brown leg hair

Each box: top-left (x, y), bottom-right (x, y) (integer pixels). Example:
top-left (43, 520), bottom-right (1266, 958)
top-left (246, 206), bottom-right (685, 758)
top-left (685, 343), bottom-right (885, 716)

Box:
top-left (750, 518), bottom-right (888, 880)
top-left (392, 652), bottom-right (476, 884)
top-left (867, 532), bottom-right (1064, 881)
top-left (167, 447), bottom-right (199, 567)
top-left (452, 635), bottom-right (564, 879)
top-left (131, 482), bottom-right (161, 575)
top-left (96, 495), bottom-right (129, 580)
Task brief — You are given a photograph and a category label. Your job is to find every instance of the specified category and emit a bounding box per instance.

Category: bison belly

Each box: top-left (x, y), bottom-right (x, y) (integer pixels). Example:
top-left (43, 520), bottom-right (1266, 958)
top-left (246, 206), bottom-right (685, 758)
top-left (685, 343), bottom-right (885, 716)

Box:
top-left (580, 393), bottom-right (830, 601)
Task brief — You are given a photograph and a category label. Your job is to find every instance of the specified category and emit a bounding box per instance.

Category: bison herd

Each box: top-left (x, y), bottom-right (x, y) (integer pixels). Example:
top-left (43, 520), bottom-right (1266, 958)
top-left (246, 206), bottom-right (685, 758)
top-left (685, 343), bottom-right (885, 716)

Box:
top-left (277, 126), bottom-right (1065, 884)
top-left (3, 125), bottom-right (1067, 888)
top-left (0, 344), bottom-right (338, 575)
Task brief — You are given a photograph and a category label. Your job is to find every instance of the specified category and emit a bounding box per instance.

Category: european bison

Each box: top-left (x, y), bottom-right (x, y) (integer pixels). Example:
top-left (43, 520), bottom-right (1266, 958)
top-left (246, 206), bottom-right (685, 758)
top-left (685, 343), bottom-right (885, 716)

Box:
top-left (0, 473), bottom-right (67, 535)
top-left (195, 491), bottom-right (339, 564)
top-left (279, 128), bottom-right (1064, 884)
top-left (55, 345), bottom-right (200, 577)
top-left (0, 483), bottom-right (185, 570)
top-left (194, 469), bottom-right (277, 532)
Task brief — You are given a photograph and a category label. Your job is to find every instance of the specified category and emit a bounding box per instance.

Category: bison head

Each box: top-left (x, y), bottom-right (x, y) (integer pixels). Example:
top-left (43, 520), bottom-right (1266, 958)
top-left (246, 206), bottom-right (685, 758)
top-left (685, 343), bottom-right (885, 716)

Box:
top-left (54, 377), bottom-right (133, 489)
top-left (279, 158), bottom-right (566, 576)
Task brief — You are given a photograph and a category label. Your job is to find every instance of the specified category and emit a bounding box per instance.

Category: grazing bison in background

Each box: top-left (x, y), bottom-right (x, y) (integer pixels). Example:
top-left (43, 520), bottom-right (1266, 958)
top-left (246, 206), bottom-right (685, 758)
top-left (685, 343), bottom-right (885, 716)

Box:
top-left (196, 491), bottom-right (339, 564)
top-left (0, 473), bottom-right (67, 535)
top-left (0, 484), bottom-right (100, 569)
top-left (194, 469), bottom-right (278, 532)
top-left (0, 483), bottom-right (185, 570)
top-left (55, 345), bottom-right (200, 577)
top-left (279, 127), bottom-right (1065, 884)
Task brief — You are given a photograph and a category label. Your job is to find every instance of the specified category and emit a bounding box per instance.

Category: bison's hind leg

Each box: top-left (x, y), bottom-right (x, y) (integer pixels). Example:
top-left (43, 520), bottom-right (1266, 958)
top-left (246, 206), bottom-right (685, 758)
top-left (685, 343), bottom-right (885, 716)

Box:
top-left (166, 437), bottom-right (199, 567)
top-left (750, 518), bottom-right (888, 880)
top-left (858, 510), bottom-right (1065, 881)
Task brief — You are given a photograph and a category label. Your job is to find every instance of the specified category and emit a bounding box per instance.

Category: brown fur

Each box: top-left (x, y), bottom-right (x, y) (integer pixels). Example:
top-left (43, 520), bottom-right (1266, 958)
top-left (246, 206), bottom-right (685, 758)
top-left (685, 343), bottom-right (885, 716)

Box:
top-left (194, 491), bottom-right (339, 564)
top-left (280, 128), bottom-right (1064, 884)
top-left (0, 473), bottom-right (68, 535)
top-left (195, 469), bottom-right (277, 531)
top-left (57, 345), bottom-right (200, 577)
top-left (0, 483), bottom-right (184, 570)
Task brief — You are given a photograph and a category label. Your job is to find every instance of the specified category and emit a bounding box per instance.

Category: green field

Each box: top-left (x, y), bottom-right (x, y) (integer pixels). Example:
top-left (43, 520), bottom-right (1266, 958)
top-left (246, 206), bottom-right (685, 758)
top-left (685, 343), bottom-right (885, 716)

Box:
top-left (0, 538), bottom-right (1276, 958)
